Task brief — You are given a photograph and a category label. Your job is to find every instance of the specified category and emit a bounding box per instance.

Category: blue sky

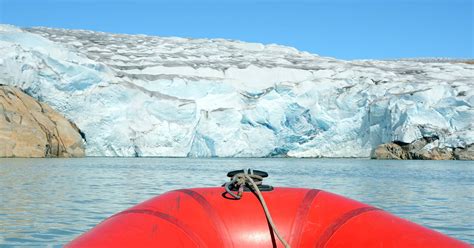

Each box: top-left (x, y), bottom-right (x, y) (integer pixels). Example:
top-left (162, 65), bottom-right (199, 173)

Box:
top-left (0, 0), bottom-right (472, 59)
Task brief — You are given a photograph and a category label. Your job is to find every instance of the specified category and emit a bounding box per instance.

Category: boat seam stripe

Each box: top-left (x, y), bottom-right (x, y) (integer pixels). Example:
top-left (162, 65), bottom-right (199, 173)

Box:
top-left (178, 189), bottom-right (234, 248)
top-left (315, 206), bottom-right (381, 248)
top-left (114, 209), bottom-right (207, 247)
top-left (289, 189), bottom-right (321, 247)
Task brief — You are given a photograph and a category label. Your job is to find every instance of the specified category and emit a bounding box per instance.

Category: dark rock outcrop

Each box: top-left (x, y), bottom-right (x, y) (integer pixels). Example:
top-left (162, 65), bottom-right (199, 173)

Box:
top-left (373, 143), bottom-right (409, 160)
top-left (373, 138), bottom-right (473, 160)
top-left (453, 144), bottom-right (474, 160)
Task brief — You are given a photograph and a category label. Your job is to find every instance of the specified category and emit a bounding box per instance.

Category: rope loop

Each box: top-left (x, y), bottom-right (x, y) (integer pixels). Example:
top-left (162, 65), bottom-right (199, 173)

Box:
top-left (223, 169), bottom-right (291, 248)
top-left (224, 168), bottom-right (263, 199)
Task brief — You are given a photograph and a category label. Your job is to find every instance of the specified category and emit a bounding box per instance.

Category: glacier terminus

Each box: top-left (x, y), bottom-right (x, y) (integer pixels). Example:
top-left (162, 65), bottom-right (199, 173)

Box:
top-left (0, 24), bottom-right (473, 157)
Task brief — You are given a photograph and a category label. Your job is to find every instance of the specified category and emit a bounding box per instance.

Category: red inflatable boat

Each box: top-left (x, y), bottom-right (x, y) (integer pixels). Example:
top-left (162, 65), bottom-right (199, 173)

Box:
top-left (67, 170), bottom-right (470, 247)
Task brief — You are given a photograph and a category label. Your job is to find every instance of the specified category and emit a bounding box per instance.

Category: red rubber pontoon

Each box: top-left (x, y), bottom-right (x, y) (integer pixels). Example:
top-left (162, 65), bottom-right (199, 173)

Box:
top-left (67, 170), bottom-right (471, 248)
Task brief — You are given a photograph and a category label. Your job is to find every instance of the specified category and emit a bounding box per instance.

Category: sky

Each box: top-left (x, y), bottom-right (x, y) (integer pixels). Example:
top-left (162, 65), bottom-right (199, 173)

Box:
top-left (0, 0), bottom-right (472, 60)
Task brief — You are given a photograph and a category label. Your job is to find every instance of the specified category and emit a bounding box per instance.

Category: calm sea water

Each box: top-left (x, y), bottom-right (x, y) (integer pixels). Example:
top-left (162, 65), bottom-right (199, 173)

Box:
top-left (0, 158), bottom-right (473, 247)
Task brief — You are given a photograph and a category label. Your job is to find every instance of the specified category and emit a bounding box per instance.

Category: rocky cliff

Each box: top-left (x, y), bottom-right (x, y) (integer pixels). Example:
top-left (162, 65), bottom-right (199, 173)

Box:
top-left (372, 139), bottom-right (474, 160)
top-left (0, 85), bottom-right (85, 157)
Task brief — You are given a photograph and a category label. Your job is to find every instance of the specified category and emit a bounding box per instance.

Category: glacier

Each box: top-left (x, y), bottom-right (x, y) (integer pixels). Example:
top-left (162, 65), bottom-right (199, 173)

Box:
top-left (0, 24), bottom-right (473, 157)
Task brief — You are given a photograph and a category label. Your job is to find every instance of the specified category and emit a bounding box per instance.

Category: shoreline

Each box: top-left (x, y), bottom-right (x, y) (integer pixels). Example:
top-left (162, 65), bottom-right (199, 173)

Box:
top-left (0, 156), bottom-right (472, 160)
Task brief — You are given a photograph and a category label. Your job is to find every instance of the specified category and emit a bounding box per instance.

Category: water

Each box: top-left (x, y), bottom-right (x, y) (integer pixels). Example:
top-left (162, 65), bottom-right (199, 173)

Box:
top-left (0, 158), bottom-right (473, 246)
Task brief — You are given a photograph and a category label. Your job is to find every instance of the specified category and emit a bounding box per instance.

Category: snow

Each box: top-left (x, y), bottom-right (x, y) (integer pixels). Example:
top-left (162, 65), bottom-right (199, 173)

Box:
top-left (0, 24), bottom-right (473, 157)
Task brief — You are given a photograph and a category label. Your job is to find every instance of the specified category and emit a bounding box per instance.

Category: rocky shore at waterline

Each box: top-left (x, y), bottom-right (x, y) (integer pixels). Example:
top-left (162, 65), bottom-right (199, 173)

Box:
top-left (0, 85), bottom-right (85, 158)
top-left (373, 138), bottom-right (473, 160)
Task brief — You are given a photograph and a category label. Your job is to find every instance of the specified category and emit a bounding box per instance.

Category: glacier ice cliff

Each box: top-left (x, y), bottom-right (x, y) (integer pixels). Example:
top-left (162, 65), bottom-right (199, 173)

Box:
top-left (0, 24), bottom-right (473, 157)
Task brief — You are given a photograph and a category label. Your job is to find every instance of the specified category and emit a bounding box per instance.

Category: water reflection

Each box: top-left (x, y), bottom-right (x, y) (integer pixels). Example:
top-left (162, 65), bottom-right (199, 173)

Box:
top-left (0, 158), bottom-right (473, 246)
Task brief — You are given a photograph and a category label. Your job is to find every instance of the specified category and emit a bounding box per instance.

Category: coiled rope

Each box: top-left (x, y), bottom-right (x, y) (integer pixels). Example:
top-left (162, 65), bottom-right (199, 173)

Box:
top-left (224, 169), bottom-right (291, 248)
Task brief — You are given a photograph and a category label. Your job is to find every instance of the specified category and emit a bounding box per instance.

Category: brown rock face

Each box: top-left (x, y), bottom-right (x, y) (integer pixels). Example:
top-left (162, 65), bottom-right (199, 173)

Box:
top-left (413, 147), bottom-right (454, 160)
top-left (454, 145), bottom-right (474, 160)
top-left (0, 86), bottom-right (85, 157)
top-left (373, 138), bottom-right (473, 160)
top-left (373, 143), bottom-right (409, 160)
